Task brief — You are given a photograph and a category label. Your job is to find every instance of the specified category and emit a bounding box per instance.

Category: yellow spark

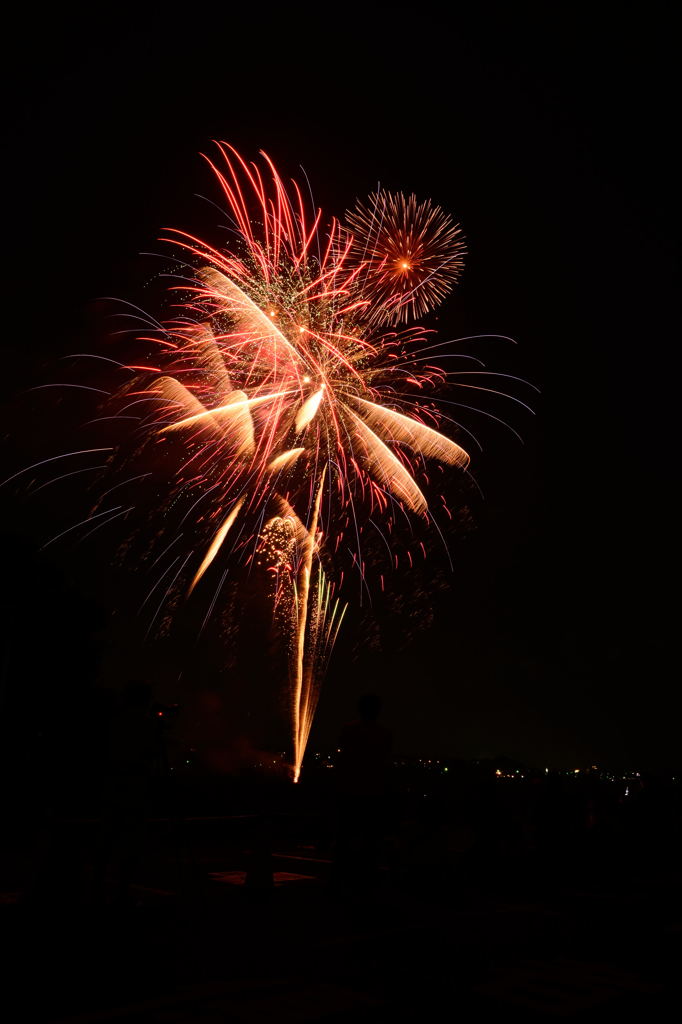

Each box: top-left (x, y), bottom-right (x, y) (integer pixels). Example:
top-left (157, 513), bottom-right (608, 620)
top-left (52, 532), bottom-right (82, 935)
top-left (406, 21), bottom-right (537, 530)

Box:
top-left (346, 407), bottom-right (428, 514)
top-left (292, 466), bottom-right (327, 781)
top-left (198, 267), bottom-right (300, 362)
top-left (295, 388), bottom-right (324, 433)
top-left (348, 395), bottom-right (470, 468)
top-left (160, 390), bottom-right (293, 433)
top-left (188, 498), bottom-right (244, 594)
top-left (267, 447), bottom-right (306, 473)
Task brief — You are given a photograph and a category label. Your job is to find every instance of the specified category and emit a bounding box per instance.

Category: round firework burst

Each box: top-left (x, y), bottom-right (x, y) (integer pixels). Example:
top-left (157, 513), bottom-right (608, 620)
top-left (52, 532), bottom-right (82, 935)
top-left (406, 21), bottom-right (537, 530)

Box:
top-left (346, 190), bottom-right (466, 325)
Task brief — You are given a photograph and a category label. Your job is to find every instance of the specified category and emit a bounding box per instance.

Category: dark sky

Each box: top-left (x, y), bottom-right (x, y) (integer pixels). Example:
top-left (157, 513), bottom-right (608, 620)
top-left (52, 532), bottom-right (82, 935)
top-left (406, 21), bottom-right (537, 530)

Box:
top-left (1, 5), bottom-right (678, 769)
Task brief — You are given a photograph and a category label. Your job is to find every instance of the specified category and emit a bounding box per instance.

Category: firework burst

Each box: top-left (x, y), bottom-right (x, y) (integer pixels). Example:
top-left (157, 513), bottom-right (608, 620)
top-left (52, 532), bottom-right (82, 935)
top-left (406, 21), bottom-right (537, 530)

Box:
top-left (5, 142), bottom-right (534, 781)
top-left (346, 190), bottom-right (466, 325)
top-left (144, 146), bottom-right (471, 532)
top-left (126, 146), bottom-right (470, 776)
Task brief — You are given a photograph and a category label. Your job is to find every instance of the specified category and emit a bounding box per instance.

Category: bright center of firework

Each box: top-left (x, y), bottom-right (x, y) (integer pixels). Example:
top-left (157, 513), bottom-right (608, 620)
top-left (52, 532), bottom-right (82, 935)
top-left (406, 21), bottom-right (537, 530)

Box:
top-left (400, 260), bottom-right (411, 270)
top-left (303, 375), bottom-right (311, 383)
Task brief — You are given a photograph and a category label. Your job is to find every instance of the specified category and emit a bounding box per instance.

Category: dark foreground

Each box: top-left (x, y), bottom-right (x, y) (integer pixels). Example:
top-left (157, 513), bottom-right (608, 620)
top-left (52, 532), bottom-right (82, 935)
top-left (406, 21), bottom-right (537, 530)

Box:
top-left (2, 770), bottom-right (681, 1022)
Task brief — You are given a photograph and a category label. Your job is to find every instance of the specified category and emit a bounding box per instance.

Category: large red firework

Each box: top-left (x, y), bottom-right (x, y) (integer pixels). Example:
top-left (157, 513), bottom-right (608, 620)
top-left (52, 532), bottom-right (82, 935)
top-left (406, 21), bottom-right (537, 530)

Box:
top-left (6, 143), bottom-right (533, 779)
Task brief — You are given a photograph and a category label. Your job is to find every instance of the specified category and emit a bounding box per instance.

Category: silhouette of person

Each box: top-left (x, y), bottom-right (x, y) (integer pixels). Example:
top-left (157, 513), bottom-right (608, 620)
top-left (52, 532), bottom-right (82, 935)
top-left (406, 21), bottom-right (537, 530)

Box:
top-left (334, 693), bottom-right (392, 888)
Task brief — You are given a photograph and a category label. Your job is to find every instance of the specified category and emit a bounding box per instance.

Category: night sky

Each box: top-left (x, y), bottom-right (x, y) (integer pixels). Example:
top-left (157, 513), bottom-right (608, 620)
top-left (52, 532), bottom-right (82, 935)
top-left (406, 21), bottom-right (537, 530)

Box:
top-left (1, 6), bottom-right (678, 770)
